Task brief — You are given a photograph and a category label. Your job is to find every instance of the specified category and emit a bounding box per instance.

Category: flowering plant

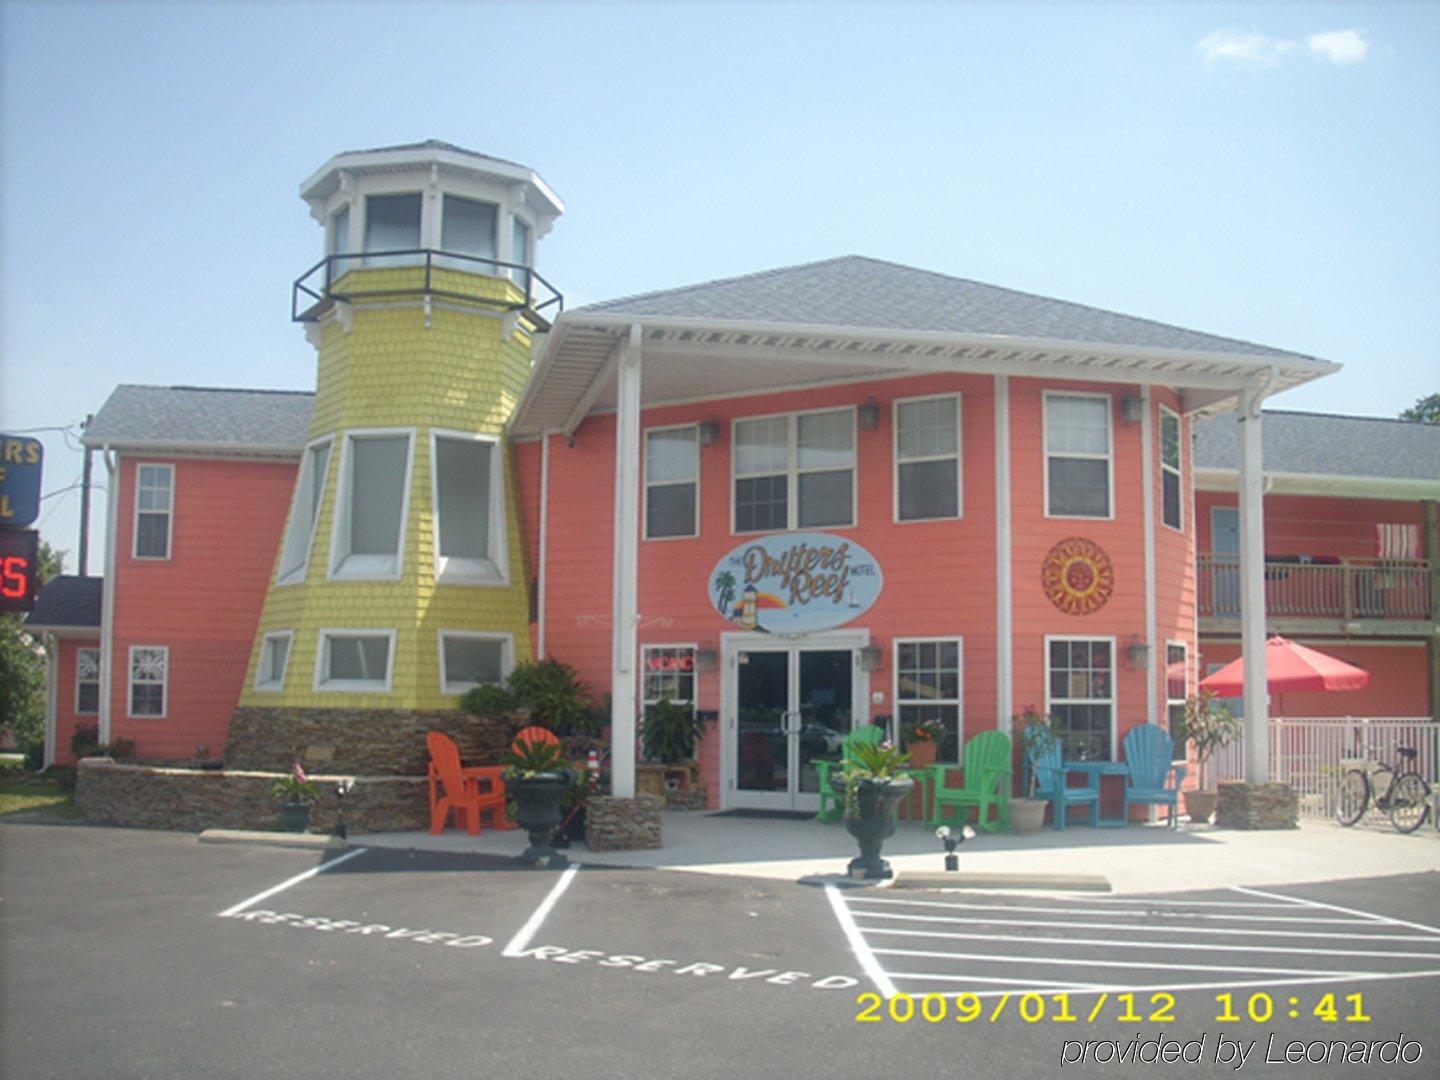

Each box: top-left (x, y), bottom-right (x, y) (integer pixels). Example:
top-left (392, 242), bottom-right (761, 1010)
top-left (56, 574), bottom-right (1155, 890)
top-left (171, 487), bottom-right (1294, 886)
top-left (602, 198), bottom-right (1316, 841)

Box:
top-left (271, 761), bottom-right (321, 805)
top-left (903, 718), bottom-right (947, 744)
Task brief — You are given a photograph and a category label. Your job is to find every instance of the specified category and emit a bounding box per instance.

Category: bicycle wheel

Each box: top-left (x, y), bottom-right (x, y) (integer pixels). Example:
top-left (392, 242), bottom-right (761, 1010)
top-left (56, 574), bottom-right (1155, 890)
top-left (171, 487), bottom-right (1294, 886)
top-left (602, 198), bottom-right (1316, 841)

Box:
top-left (1336, 769), bottom-right (1369, 827)
top-left (1387, 773), bottom-right (1431, 835)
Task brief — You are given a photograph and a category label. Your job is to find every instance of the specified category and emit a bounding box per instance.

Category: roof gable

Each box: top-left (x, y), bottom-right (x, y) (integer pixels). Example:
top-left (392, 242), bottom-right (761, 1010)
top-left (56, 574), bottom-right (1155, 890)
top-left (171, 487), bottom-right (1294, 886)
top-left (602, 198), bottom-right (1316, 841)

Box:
top-left (83, 385), bottom-right (315, 455)
top-left (25, 576), bottom-right (102, 631)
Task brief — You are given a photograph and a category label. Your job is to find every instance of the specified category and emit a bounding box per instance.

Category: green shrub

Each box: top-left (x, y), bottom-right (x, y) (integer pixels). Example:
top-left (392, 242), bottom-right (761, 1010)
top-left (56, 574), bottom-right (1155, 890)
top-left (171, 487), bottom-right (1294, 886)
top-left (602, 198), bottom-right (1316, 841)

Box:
top-left (458, 683), bottom-right (517, 720)
top-left (460, 660), bottom-right (598, 737)
top-left (71, 723), bottom-right (100, 760)
top-left (640, 699), bottom-right (707, 764)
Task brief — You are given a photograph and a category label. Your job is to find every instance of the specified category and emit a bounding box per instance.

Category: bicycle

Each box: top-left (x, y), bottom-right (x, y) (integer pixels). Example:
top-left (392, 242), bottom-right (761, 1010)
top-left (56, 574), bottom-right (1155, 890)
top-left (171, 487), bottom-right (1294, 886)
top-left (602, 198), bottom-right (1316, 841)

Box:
top-left (1335, 746), bottom-right (1432, 834)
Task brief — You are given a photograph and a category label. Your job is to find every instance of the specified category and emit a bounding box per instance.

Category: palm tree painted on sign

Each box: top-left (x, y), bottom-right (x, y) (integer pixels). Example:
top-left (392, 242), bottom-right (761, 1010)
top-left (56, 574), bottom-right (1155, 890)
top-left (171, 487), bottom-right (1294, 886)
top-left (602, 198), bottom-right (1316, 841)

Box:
top-left (713, 570), bottom-right (737, 616)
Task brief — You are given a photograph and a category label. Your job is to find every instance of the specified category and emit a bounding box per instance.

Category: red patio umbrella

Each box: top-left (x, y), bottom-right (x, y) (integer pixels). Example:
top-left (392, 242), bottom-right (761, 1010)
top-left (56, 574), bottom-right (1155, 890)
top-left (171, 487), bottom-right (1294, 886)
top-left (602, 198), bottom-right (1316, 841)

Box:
top-left (1199, 635), bottom-right (1369, 715)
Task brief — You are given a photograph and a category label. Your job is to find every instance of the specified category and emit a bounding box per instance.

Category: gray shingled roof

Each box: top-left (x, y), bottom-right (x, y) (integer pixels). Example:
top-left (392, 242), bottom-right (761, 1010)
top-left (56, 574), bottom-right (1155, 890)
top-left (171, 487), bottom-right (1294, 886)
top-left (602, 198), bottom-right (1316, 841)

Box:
top-left (25, 576), bottom-right (102, 631)
top-left (582, 256), bottom-right (1316, 360)
top-left (342, 139), bottom-right (528, 172)
top-left (83, 385), bottom-right (314, 453)
top-left (1195, 410), bottom-right (1440, 481)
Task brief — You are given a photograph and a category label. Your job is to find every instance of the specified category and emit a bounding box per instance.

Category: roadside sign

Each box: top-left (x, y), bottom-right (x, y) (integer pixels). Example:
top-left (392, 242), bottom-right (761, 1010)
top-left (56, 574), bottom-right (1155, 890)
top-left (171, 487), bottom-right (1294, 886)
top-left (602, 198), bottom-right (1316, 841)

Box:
top-left (0, 528), bottom-right (40, 613)
top-left (0, 434), bottom-right (44, 527)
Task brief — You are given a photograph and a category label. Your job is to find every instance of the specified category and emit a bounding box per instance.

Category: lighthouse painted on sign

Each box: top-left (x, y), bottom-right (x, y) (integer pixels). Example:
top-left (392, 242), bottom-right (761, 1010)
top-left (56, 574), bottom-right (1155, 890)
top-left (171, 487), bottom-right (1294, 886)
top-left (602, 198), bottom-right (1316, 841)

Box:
top-left (708, 532), bottom-right (883, 635)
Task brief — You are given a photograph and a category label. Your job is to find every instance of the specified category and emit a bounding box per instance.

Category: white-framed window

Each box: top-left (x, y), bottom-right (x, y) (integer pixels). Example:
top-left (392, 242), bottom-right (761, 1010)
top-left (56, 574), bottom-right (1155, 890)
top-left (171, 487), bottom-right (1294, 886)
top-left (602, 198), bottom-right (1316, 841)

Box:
top-left (128, 645), bottom-right (168, 718)
top-left (438, 631), bottom-right (513, 695)
top-left (364, 192), bottom-right (422, 267)
top-left (314, 629), bottom-right (396, 693)
top-left (277, 437), bottom-right (333, 585)
top-left (132, 463), bottom-right (174, 560)
top-left (329, 429), bottom-right (415, 581)
top-left (430, 429), bottom-right (507, 584)
top-left (510, 215), bottom-right (532, 284)
top-left (75, 647), bottom-right (100, 715)
top-left (894, 394), bottom-right (962, 522)
top-left (1160, 405), bottom-right (1183, 532)
top-left (328, 205), bottom-right (351, 284)
top-left (641, 644), bottom-right (697, 714)
top-left (894, 638), bottom-right (963, 762)
top-left (1166, 641), bottom-right (1188, 762)
top-left (254, 631), bottom-right (293, 693)
top-left (1044, 392), bottom-right (1112, 518)
top-left (440, 193), bottom-right (498, 272)
top-left (733, 408), bottom-right (855, 533)
top-left (1046, 636), bottom-right (1115, 761)
top-left (644, 425), bottom-right (699, 540)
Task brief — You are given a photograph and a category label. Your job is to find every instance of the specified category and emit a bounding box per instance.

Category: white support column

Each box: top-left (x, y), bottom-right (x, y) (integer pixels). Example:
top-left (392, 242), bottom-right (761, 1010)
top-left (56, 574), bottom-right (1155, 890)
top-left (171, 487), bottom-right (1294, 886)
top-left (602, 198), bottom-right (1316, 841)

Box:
top-left (609, 324), bottom-right (643, 798)
top-left (1237, 388), bottom-right (1270, 783)
top-left (994, 375), bottom-right (1013, 731)
top-left (1141, 387), bottom-right (1158, 726)
top-left (99, 449), bottom-right (118, 745)
top-left (536, 431), bottom-right (551, 660)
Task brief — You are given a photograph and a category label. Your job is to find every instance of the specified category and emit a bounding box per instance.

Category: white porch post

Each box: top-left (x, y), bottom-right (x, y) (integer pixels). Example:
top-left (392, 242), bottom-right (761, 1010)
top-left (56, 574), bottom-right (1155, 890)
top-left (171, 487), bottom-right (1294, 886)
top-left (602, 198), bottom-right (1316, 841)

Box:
top-left (1237, 388), bottom-right (1269, 783)
top-left (994, 374), bottom-right (1013, 731)
top-left (609, 324), bottom-right (642, 798)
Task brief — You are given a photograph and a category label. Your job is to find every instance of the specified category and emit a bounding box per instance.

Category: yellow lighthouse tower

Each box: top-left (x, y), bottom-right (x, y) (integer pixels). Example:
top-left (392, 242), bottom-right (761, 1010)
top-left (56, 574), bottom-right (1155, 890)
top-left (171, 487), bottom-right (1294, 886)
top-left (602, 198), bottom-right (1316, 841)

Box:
top-left (232, 141), bottom-right (562, 770)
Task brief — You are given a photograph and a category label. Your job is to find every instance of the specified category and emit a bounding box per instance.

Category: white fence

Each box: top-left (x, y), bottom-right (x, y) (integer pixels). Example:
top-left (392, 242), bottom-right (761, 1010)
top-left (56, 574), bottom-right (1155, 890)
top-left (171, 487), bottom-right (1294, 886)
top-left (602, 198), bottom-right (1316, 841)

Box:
top-left (1208, 717), bottom-right (1440, 820)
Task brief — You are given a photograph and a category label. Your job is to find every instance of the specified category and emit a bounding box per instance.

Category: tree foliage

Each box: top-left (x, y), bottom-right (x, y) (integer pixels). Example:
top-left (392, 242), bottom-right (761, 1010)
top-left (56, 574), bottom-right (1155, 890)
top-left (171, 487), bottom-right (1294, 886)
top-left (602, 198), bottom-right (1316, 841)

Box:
top-left (1399, 393), bottom-right (1440, 424)
top-left (0, 541), bottom-right (66, 755)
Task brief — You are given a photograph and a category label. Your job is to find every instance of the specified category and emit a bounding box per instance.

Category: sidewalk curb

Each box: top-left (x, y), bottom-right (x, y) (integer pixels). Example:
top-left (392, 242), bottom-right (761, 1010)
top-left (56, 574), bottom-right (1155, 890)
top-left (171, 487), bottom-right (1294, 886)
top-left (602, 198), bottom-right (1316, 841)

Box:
top-left (892, 870), bottom-right (1112, 892)
top-left (199, 828), bottom-right (350, 853)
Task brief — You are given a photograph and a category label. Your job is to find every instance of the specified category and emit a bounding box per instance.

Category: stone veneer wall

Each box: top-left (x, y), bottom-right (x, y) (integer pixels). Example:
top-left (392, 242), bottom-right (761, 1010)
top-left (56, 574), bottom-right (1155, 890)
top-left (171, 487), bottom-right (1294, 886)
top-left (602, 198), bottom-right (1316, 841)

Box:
top-left (1216, 781), bottom-right (1300, 830)
top-left (77, 759), bottom-right (430, 833)
top-left (585, 795), bottom-right (664, 851)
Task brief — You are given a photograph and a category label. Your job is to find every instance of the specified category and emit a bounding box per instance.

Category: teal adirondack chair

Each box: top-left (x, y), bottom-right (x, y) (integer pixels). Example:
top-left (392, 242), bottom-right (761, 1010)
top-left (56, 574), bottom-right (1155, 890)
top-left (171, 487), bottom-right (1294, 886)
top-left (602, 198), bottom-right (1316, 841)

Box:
top-left (930, 729), bottom-right (1012, 832)
top-left (1122, 723), bottom-right (1187, 828)
top-left (814, 724), bottom-right (888, 823)
top-left (1029, 743), bottom-right (1100, 830)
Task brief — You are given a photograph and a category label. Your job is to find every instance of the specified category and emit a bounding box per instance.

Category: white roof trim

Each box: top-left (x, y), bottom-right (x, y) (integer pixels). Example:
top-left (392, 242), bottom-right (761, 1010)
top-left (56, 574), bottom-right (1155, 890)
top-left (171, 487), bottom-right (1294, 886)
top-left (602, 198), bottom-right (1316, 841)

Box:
top-left (1195, 467), bottom-right (1440, 500)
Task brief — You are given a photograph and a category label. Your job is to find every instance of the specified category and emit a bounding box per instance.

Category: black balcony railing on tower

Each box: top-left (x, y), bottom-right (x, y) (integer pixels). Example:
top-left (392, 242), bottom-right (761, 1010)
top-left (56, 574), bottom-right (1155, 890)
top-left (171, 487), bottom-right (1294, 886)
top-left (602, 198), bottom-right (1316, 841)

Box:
top-left (291, 248), bottom-right (564, 329)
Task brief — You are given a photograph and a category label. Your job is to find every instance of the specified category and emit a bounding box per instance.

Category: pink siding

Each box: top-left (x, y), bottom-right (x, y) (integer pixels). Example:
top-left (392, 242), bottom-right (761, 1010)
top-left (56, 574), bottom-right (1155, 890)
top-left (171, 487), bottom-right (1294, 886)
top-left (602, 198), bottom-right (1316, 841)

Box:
top-left (53, 636), bottom-right (101, 766)
top-left (1196, 491), bottom-right (1422, 558)
top-left (108, 455), bottom-right (296, 759)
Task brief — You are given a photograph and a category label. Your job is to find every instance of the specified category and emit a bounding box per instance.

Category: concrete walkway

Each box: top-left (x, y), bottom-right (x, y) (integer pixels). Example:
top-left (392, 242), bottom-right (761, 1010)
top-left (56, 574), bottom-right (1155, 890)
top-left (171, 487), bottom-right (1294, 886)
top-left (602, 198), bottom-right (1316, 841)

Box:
top-left (354, 812), bottom-right (1440, 894)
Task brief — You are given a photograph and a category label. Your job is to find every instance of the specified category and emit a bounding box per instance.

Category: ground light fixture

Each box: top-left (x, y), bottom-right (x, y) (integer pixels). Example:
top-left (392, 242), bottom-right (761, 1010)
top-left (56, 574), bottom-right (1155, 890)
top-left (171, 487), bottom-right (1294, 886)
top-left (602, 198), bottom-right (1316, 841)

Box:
top-left (935, 823), bottom-right (977, 871)
top-left (333, 778), bottom-right (355, 839)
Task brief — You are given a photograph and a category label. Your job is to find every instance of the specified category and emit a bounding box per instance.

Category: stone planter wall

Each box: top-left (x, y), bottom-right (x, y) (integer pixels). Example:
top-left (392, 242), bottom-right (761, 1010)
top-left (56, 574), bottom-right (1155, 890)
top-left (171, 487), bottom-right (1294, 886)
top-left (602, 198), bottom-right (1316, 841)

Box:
top-left (1216, 781), bottom-right (1299, 830)
top-left (76, 759), bottom-right (429, 833)
top-left (585, 795), bottom-right (663, 851)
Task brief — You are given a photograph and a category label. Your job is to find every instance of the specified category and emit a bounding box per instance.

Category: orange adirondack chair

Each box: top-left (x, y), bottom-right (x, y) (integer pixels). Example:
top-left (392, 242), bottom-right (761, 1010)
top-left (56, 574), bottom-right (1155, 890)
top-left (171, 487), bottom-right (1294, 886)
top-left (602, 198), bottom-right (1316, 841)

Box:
top-left (426, 732), bottom-right (507, 835)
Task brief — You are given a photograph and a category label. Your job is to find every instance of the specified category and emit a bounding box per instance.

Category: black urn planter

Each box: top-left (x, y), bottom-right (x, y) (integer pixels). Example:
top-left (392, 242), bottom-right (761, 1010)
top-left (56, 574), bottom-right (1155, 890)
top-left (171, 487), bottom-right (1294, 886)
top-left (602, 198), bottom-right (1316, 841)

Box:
top-left (833, 775), bottom-right (915, 880)
top-left (509, 772), bottom-right (572, 869)
top-left (278, 802), bottom-right (312, 833)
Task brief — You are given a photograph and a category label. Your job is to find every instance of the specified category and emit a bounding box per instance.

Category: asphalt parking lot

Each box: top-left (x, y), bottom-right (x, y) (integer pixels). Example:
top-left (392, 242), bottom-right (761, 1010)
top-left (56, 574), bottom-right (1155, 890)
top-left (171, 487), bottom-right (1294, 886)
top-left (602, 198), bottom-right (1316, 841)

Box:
top-left (1, 822), bottom-right (1437, 1079)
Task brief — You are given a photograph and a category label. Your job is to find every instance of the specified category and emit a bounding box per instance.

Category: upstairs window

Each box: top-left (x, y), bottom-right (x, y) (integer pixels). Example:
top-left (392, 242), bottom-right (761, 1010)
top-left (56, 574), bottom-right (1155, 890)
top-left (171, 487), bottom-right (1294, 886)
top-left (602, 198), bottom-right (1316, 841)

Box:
top-left (277, 438), bottom-right (332, 585)
top-left (441, 194), bottom-right (498, 273)
top-left (431, 431), bottom-right (505, 583)
top-left (1045, 393), bottom-right (1111, 518)
top-left (734, 409), bottom-right (855, 533)
top-left (438, 632), bottom-right (510, 694)
top-left (510, 215), bottom-right (532, 285)
top-left (254, 632), bottom-right (292, 693)
top-left (133, 463), bottom-right (173, 559)
top-left (330, 431), bottom-right (413, 581)
top-left (645, 426), bottom-right (699, 539)
top-left (895, 394), bottom-right (962, 521)
top-left (316, 630), bottom-right (394, 692)
top-left (128, 645), bottom-right (168, 718)
top-left (75, 647), bottom-right (100, 715)
top-left (364, 193), bottom-right (422, 267)
top-left (1160, 406), bottom-right (1183, 531)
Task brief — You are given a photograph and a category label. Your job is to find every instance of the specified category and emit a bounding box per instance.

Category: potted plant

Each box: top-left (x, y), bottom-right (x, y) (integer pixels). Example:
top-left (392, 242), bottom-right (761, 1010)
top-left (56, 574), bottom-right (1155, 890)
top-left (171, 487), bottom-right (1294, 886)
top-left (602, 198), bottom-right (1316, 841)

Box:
top-left (271, 761), bottom-right (320, 833)
top-left (1012, 707), bottom-right (1060, 834)
top-left (1177, 691), bottom-right (1241, 824)
top-left (902, 718), bottom-right (947, 769)
top-left (831, 740), bottom-right (914, 880)
top-left (502, 738), bottom-right (574, 868)
top-left (641, 698), bottom-right (707, 765)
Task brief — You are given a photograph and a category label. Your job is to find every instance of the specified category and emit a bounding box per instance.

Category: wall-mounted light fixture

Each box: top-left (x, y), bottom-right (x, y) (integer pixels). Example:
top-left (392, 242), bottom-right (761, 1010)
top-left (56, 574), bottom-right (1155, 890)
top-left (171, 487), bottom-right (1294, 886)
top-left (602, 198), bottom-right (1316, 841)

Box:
top-left (697, 417), bottom-right (722, 447)
top-left (1121, 394), bottom-right (1144, 423)
top-left (1126, 636), bottom-right (1151, 669)
top-left (858, 397), bottom-right (882, 431)
top-left (859, 644), bottom-right (884, 672)
top-left (694, 646), bottom-right (718, 673)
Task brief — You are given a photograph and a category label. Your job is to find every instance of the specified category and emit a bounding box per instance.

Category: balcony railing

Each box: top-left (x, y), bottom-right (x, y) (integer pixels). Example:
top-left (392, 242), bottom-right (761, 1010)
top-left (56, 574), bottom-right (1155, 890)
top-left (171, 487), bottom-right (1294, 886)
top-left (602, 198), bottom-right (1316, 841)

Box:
top-left (291, 248), bottom-right (563, 329)
top-left (1198, 553), bottom-right (1432, 622)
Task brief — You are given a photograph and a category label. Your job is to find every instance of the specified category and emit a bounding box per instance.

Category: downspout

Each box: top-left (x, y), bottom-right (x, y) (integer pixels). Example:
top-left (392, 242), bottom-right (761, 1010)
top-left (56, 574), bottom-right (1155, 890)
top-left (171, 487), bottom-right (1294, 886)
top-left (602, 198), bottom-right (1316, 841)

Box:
top-left (98, 448), bottom-right (118, 744)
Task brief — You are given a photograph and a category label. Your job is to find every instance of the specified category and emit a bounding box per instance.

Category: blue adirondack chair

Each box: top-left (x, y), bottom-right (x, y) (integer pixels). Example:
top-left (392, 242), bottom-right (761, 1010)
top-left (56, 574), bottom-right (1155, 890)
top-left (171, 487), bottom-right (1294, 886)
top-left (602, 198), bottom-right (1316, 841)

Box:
top-left (1122, 723), bottom-right (1187, 828)
top-left (1029, 743), bottom-right (1100, 830)
top-left (814, 724), bottom-right (888, 823)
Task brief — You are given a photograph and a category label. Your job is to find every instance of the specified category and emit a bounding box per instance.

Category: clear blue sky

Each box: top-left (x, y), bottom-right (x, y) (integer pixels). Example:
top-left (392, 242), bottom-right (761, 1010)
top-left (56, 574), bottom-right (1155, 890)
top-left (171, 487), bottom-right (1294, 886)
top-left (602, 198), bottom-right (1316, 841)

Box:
top-left (3, 1), bottom-right (1437, 573)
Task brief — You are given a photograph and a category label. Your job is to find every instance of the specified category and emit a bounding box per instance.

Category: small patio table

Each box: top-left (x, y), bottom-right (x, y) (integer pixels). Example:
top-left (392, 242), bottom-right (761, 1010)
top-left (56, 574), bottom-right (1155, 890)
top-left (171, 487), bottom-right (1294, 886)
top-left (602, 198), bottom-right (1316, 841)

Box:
top-left (1062, 760), bottom-right (1130, 827)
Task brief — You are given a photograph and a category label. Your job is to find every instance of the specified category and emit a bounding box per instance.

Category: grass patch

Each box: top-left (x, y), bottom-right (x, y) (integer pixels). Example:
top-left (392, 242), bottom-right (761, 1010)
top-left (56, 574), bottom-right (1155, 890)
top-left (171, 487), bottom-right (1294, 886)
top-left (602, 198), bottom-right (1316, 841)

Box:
top-left (0, 774), bottom-right (82, 819)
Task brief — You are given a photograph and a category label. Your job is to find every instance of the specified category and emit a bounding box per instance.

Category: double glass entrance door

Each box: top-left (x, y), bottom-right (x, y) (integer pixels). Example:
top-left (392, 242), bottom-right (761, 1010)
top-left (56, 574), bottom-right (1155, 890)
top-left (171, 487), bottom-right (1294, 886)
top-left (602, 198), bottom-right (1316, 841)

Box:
top-left (734, 647), bottom-right (855, 811)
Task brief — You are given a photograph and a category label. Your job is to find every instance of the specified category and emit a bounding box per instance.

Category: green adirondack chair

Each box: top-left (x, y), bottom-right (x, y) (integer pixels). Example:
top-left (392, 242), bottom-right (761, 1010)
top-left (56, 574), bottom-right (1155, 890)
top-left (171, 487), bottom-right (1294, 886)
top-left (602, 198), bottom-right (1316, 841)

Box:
top-left (929, 729), bottom-right (1012, 832)
top-left (814, 724), bottom-right (888, 823)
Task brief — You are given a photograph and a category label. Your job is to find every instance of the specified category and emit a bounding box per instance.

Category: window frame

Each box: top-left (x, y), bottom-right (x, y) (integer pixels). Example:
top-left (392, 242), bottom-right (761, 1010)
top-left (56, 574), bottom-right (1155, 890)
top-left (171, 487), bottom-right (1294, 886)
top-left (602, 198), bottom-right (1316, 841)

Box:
top-left (131, 462), bottom-right (175, 561)
top-left (276, 435), bottom-right (334, 586)
top-left (436, 630), bottom-right (514, 696)
top-left (327, 428), bottom-right (416, 582)
top-left (730, 406), bottom-right (857, 534)
top-left (1043, 634), bottom-right (1117, 761)
top-left (640, 643), bottom-right (699, 715)
top-left (643, 423), bottom-right (701, 541)
top-left (75, 646), bottom-right (101, 715)
top-left (892, 392), bottom-right (964, 523)
top-left (428, 428), bottom-right (508, 586)
top-left (1159, 404), bottom-right (1183, 533)
top-left (892, 637), bottom-right (964, 763)
top-left (253, 631), bottom-right (294, 693)
top-left (438, 192), bottom-right (500, 273)
top-left (1165, 639), bottom-right (1189, 763)
top-left (362, 191), bottom-right (424, 267)
top-left (313, 628), bottom-right (398, 694)
top-left (1042, 391), bottom-right (1114, 521)
top-left (127, 644), bottom-right (169, 719)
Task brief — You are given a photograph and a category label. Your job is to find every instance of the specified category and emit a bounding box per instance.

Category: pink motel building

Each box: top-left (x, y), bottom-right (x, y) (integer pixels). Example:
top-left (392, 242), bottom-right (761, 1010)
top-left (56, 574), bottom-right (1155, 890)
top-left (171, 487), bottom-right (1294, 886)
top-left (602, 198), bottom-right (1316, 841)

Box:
top-left (27, 142), bottom-right (1440, 820)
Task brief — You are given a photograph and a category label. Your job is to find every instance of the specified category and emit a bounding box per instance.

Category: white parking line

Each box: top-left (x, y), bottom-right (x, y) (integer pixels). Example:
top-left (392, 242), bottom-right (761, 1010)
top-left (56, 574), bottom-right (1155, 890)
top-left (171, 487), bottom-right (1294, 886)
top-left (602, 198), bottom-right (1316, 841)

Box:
top-left (848, 896), bottom-right (1375, 924)
top-left (844, 909), bottom-right (1440, 941)
top-left (1232, 885), bottom-right (1440, 937)
top-left (217, 847), bottom-right (369, 918)
top-left (502, 863), bottom-right (581, 957)
top-left (888, 968), bottom-right (1440, 999)
top-left (826, 886), bottom-right (897, 999)
top-left (871, 946), bottom-right (1360, 979)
